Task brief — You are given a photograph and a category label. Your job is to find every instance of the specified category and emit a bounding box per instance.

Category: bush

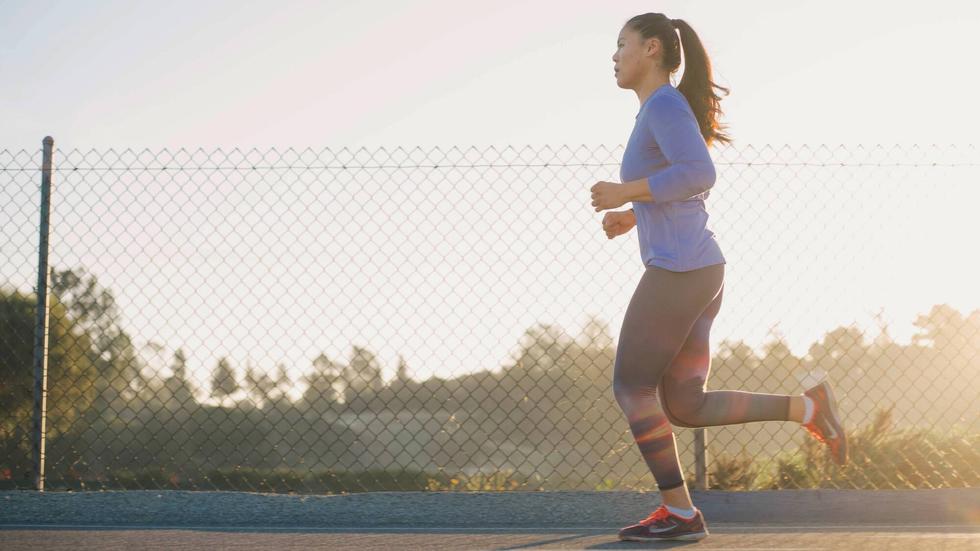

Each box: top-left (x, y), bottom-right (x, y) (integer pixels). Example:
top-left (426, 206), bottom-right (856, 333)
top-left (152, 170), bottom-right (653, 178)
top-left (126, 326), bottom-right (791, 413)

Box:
top-left (712, 406), bottom-right (980, 490)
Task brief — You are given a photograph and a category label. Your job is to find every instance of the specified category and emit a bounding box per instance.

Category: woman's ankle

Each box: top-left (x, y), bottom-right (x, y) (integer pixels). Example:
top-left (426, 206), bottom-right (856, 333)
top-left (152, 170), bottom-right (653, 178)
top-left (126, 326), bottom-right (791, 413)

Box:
top-left (788, 395), bottom-right (805, 423)
top-left (789, 394), bottom-right (815, 424)
top-left (660, 484), bottom-right (694, 509)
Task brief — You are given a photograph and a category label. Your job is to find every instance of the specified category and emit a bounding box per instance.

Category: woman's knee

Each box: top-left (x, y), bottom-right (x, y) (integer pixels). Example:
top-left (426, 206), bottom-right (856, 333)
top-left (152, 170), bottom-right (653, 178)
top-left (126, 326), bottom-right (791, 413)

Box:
top-left (614, 382), bottom-right (700, 428)
top-left (611, 380), bottom-right (650, 411)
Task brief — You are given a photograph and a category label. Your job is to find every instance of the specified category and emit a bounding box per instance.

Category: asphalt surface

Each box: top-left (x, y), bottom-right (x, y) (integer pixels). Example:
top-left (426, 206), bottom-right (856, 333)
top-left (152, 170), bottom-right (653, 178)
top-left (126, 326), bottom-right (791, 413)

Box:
top-left (2, 488), bottom-right (977, 549)
top-left (2, 525), bottom-right (978, 550)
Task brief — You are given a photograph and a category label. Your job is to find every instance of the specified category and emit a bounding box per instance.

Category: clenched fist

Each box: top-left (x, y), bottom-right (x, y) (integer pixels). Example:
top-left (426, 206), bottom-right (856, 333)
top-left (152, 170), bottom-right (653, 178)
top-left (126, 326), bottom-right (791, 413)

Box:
top-left (590, 181), bottom-right (628, 212)
top-left (602, 210), bottom-right (636, 240)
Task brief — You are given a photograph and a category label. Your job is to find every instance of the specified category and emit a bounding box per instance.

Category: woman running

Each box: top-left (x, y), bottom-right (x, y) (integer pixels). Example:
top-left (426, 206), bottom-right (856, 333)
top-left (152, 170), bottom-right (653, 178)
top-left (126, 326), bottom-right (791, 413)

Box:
top-left (590, 12), bottom-right (848, 542)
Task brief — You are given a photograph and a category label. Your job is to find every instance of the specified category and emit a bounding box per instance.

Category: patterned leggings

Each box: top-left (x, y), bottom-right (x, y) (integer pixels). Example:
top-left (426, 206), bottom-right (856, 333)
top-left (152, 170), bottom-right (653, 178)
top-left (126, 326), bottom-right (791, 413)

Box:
top-left (612, 263), bottom-right (792, 491)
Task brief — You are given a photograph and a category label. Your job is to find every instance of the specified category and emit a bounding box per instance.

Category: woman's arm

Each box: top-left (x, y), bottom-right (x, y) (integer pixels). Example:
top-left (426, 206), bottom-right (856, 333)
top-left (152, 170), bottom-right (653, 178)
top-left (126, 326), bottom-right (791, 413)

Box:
top-left (629, 94), bottom-right (717, 204)
top-left (619, 177), bottom-right (655, 203)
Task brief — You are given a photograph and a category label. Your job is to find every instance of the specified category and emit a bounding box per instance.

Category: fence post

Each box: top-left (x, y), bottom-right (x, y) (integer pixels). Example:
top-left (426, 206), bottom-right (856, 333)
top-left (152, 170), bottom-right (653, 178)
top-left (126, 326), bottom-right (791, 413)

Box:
top-left (32, 136), bottom-right (54, 492)
top-left (694, 427), bottom-right (708, 490)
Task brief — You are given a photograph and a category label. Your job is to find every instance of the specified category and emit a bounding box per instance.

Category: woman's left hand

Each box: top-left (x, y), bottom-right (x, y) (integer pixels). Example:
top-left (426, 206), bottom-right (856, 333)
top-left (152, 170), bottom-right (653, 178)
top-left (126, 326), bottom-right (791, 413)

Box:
top-left (590, 181), bottom-right (627, 212)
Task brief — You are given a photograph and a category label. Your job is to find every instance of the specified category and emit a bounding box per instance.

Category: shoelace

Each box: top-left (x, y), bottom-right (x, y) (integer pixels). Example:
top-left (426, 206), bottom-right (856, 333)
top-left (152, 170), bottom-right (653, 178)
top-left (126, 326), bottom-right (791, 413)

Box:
top-left (640, 505), bottom-right (672, 525)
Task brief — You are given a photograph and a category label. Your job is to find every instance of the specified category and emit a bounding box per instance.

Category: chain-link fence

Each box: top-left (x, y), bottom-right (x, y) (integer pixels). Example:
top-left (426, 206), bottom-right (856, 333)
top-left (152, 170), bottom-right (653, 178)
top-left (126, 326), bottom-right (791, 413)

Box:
top-left (1, 140), bottom-right (978, 493)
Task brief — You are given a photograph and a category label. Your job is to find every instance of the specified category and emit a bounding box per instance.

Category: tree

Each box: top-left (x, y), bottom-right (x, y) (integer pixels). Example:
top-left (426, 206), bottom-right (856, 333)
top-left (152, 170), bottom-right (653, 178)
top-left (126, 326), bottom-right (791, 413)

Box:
top-left (913, 304), bottom-right (973, 353)
top-left (272, 362), bottom-right (291, 400)
top-left (245, 361), bottom-right (276, 409)
top-left (302, 353), bottom-right (344, 408)
top-left (514, 323), bottom-right (573, 373)
top-left (211, 357), bottom-right (239, 402)
top-left (162, 347), bottom-right (196, 411)
top-left (759, 326), bottom-right (801, 391)
top-left (395, 355), bottom-right (411, 384)
top-left (344, 345), bottom-right (383, 403)
top-left (577, 314), bottom-right (614, 351)
top-left (807, 326), bottom-right (866, 380)
top-left (0, 288), bottom-right (100, 475)
top-left (49, 267), bottom-right (138, 406)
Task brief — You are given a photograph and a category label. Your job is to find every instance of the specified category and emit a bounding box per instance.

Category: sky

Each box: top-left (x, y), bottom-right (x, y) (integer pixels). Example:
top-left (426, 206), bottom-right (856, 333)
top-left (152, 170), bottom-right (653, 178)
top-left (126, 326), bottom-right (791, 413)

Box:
top-left (2, 1), bottom-right (979, 393)
top-left (4, 0), bottom-right (979, 150)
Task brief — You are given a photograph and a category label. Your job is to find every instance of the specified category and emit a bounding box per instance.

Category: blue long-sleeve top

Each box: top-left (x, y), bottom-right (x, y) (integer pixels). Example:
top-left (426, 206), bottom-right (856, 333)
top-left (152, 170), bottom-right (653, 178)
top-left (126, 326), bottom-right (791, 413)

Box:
top-left (620, 83), bottom-right (726, 272)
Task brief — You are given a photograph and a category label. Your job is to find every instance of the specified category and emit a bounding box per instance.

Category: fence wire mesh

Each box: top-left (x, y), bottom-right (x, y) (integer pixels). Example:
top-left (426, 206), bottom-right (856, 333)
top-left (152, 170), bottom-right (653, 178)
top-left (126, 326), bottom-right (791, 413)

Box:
top-left (1, 143), bottom-right (978, 493)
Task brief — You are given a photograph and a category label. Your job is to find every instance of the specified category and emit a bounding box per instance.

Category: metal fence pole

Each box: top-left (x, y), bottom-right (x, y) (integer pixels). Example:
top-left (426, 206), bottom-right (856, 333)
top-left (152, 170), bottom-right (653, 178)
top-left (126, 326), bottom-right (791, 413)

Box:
top-left (32, 136), bottom-right (54, 492)
top-left (694, 427), bottom-right (708, 490)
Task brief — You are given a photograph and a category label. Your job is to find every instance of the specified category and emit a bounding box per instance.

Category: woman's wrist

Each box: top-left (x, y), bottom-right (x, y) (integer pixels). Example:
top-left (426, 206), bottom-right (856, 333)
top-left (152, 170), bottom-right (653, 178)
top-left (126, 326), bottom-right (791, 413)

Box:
top-left (622, 179), bottom-right (654, 203)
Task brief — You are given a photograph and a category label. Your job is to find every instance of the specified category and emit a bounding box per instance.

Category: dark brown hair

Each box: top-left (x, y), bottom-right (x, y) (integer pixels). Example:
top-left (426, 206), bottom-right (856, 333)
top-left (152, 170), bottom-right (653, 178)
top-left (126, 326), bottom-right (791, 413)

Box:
top-left (625, 13), bottom-right (732, 146)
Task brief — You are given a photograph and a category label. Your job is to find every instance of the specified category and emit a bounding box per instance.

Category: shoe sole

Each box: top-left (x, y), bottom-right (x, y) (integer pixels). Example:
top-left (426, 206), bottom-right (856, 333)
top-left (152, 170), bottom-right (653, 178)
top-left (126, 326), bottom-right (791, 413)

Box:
top-left (619, 530), bottom-right (709, 542)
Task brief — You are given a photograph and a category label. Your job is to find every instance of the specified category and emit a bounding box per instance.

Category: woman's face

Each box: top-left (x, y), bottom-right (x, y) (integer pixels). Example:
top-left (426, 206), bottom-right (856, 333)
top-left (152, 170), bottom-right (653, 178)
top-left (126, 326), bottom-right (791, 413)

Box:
top-left (612, 26), bottom-right (659, 90)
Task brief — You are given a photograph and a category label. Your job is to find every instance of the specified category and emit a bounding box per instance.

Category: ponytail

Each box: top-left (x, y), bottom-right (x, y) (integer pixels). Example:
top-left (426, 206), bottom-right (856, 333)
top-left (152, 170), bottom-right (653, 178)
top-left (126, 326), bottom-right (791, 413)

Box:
top-left (626, 14), bottom-right (732, 146)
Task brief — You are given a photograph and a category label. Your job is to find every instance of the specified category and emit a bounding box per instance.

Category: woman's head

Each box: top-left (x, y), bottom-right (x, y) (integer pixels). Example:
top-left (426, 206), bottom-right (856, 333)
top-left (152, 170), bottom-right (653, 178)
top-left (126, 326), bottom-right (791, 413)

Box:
top-left (614, 13), bottom-right (732, 147)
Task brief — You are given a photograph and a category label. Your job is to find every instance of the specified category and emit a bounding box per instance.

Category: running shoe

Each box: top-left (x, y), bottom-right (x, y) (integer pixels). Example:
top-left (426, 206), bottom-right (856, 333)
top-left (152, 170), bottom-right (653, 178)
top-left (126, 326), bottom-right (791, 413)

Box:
top-left (617, 504), bottom-right (709, 542)
top-left (802, 380), bottom-right (848, 465)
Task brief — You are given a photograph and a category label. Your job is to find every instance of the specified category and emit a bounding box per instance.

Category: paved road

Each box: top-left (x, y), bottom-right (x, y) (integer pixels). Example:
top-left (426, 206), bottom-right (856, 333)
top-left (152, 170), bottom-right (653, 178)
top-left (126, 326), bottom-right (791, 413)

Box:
top-left (2, 488), bottom-right (977, 549)
top-left (2, 524), bottom-right (978, 550)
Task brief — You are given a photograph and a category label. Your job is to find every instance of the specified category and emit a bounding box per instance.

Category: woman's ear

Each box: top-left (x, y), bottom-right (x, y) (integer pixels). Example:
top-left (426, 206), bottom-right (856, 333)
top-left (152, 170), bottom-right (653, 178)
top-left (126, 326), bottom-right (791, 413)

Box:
top-left (645, 36), bottom-right (661, 57)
